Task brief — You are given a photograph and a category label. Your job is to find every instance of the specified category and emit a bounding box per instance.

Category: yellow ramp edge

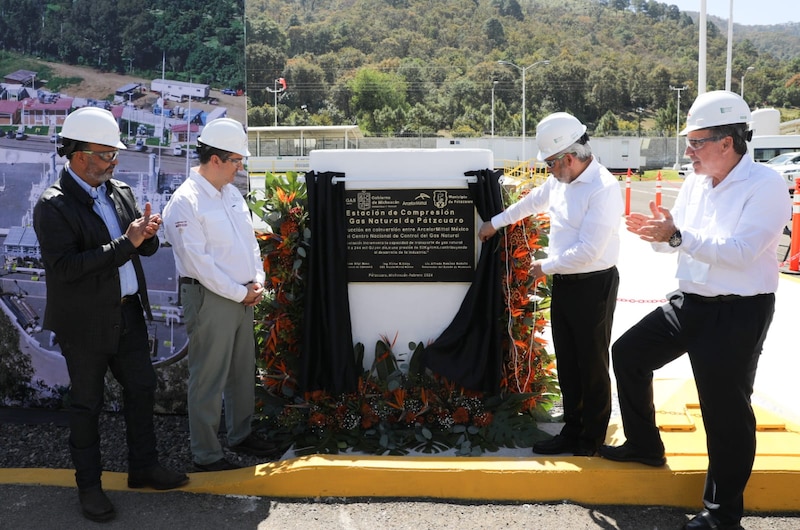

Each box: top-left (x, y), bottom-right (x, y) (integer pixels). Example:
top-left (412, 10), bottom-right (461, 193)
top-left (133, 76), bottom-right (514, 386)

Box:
top-left (2, 378), bottom-right (799, 512)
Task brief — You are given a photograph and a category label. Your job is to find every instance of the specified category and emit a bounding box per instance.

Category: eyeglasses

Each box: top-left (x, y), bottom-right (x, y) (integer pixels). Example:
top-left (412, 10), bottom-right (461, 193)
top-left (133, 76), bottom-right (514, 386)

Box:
top-left (224, 156), bottom-right (244, 166)
top-left (686, 136), bottom-right (724, 150)
top-left (544, 153), bottom-right (571, 169)
top-left (81, 150), bottom-right (119, 162)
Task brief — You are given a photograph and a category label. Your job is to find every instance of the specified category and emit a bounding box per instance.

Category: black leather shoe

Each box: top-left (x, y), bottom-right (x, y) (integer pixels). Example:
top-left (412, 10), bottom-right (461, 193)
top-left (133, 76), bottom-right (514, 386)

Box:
top-left (193, 458), bottom-right (241, 472)
top-left (128, 464), bottom-right (189, 490)
top-left (229, 433), bottom-right (283, 457)
top-left (573, 439), bottom-right (600, 457)
top-left (78, 485), bottom-right (115, 522)
top-left (599, 443), bottom-right (666, 467)
top-left (683, 509), bottom-right (743, 529)
top-left (532, 434), bottom-right (577, 455)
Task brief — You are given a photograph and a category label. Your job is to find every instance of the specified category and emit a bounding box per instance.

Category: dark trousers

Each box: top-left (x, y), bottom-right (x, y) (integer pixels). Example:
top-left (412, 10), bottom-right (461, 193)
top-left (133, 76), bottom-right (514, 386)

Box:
top-left (550, 266), bottom-right (619, 448)
top-left (60, 298), bottom-right (158, 490)
top-left (612, 291), bottom-right (775, 524)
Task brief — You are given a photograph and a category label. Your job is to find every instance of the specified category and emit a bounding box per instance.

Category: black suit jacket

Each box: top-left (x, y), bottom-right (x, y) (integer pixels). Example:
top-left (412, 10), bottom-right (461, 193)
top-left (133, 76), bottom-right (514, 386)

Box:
top-left (33, 167), bottom-right (157, 349)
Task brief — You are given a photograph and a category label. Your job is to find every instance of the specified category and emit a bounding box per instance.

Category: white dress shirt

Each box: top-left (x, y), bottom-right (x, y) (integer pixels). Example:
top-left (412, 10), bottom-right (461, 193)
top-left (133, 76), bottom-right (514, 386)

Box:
top-left (491, 157), bottom-right (623, 275)
top-left (163, 169), bottom-right (265, 303)
top-left (657, 155), bottom-right (791, 296)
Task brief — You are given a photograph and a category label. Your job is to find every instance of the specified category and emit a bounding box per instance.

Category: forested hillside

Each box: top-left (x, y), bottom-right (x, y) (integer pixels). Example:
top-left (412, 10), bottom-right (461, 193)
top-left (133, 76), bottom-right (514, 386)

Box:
top-left (0, 0), bottom-right (245, 88)
top-left (245, 0), bottom-right (800, 136)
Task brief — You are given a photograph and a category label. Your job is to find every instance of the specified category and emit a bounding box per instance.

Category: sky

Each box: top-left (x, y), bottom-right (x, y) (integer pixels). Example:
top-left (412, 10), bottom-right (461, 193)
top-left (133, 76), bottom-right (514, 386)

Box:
top-left (666, 0), bottom-right (796, 26)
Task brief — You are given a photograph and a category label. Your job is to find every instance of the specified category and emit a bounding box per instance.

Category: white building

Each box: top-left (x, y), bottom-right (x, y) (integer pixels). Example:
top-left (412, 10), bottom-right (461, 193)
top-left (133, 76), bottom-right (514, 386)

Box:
top-left (150, 79), bottom-right (210, 101)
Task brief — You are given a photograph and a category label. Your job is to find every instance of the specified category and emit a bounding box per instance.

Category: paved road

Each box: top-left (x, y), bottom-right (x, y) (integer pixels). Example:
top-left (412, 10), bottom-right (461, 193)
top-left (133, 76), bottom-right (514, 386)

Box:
top-left (1, 484), bottom-right (799, 529)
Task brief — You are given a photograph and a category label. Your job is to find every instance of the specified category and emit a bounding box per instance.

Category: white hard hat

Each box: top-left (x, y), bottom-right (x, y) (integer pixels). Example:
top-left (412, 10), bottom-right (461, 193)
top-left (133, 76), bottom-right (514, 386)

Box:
top-left (198, 118), bottom-right (251, 157)
top-left (535, 112), bottom-right (587, 161)
top-left (680, 90), bottom-right (751, 135)
top-left (59, 107), bottom-right (126, 149)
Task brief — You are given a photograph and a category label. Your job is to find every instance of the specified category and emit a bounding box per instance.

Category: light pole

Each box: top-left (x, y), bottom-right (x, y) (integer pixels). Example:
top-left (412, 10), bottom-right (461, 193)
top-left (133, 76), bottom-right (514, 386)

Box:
top-left (741, 66), bottom-right (755, 99)
top-left (636, 107), bottom-right (644, 137)
top-left (265, 77), bottom-right (287, 127)
top-left (491, 80), bottom-right (498, 137)
top-left (669, 85), bottom-right (688, 169)
top-left (498, 59), bottom-right (550, 164)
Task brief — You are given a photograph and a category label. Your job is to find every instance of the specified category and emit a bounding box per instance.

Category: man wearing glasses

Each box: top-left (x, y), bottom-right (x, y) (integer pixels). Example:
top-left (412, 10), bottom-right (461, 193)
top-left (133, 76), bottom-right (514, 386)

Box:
top-left (163, 118), bottom-right (278, 472)
top-left (601, 91), bottom-right (790, 530)
top-left (478, 111), bottom-right (624, 457)
top-left (33, 107), bottom-right (189, 522)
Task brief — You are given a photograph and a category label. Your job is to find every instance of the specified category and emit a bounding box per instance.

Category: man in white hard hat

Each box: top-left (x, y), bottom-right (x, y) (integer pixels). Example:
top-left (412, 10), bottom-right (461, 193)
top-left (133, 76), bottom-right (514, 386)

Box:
top-left (33, 107), bottom-right (189, 523)
top-left (163, 118), bottom-right (278, 472)
top-left (478, 112), bottom-right (624, 457)
top-left (600, 91), bottom-right (791, 530)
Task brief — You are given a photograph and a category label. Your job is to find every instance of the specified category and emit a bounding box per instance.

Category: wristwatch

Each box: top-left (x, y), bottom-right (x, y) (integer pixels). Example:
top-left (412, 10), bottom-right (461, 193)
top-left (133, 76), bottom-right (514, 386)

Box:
top-left (668, 229), bottom-right (682, 248)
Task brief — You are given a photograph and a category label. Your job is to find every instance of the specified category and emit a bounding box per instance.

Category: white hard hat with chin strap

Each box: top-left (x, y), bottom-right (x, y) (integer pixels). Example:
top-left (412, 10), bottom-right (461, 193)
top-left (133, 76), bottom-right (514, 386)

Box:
top-left (680, 90), bottom-right (752, 135)
top-left (535, 112), bottom-right (588, 161)
top-left (58, 107), bottom-right (127, 149)
top-left (197, 118), bottom-right (251, 157)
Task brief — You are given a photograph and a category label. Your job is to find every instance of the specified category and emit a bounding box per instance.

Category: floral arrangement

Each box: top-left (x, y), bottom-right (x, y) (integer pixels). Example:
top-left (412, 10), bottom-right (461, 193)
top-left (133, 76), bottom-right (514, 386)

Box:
top-left (249, 174), bottom-right (558, 455)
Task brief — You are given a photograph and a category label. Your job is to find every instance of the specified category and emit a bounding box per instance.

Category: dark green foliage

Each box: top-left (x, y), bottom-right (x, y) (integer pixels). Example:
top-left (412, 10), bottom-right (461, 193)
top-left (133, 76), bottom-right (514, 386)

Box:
top-left (0, 0), bottom-right (244, 87)
top-left (244, 0), bottom-right (800, 134)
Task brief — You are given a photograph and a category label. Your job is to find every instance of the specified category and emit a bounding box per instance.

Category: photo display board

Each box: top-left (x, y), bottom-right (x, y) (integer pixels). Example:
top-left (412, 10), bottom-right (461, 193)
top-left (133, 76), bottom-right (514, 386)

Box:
top-left (345, 188), bottom-right (476, 282)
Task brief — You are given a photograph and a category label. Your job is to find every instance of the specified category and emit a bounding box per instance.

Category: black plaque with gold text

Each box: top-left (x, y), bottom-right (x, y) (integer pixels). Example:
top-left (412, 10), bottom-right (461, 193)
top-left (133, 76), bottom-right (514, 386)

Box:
top-left (345, 189), bottom-right (475, 282)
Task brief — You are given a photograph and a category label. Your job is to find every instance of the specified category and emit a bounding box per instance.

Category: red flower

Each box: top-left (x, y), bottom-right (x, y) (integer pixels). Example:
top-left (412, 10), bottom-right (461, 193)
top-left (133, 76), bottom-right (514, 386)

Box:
top-left (453, 407), bottom-right (470, 424)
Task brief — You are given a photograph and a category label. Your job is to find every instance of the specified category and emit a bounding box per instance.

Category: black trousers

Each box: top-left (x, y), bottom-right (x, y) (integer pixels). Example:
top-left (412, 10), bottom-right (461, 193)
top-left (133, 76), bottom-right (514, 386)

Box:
top-left (550, 266), bottom-right (619, 447)
top-left (612, 291), bottom-right (775, 524)
top-left (60, 297), bottom-right (158, 490)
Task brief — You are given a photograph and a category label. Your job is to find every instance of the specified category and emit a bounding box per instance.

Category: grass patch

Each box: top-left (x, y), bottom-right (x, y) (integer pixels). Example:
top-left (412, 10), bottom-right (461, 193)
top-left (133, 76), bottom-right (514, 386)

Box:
top-left (0, 50), bottom-right (84, 92)
top-left (46, 76), bottom-right (85, 92)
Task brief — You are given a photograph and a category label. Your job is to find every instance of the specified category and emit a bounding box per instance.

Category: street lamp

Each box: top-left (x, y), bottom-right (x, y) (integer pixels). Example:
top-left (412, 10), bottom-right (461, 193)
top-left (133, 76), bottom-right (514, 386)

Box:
top-left (498, 59), bottom-right (550, 164)
top-left (636, 107), bottom-right (644, 137)
top-left (265, 77), bottom-right (287, 127)
top-left (491, 80), bottom-right (498, 137)
top-left (741, 66), bottom-right (755, 99)
top-left (669, 85), bottom-right (688, 169)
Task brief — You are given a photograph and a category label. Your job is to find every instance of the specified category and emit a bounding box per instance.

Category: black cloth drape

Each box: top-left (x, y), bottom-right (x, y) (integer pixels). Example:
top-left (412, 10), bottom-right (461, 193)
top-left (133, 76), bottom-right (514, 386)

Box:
top-left (301, 171), bottom-right (358, 395)
top-left (420, 169), bottom-right (506, 392)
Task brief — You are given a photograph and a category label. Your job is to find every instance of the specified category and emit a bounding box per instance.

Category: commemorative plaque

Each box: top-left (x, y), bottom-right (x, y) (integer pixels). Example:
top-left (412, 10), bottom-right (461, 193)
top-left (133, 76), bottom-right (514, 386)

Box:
top-left (345, 188), bottom-right (476, 282)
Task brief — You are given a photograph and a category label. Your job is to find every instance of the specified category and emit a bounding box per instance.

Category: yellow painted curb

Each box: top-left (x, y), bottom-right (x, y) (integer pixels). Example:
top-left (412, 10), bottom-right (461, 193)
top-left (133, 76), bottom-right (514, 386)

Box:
top-left (2, 454), bottom-right (799, 511)
top-left (2, 378), bottom-right (799, 512)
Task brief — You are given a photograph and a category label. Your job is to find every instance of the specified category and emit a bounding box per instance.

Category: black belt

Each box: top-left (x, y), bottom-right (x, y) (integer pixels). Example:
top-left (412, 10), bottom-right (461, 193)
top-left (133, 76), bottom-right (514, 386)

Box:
top-left (179, 277), bottom-right (201, 285)
top-left (121, 294), bottom-right (139, 304)
top-left (553, 266), bottom-right (615, 281)
top-left (683, 292), bottom-right (746, 303)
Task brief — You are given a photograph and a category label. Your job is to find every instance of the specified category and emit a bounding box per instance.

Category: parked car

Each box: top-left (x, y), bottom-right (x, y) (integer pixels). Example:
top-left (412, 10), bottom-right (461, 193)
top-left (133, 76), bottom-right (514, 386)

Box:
top-left (49, 134), bottom-right (57, 143)
top-left (765, 151), bottom-right (800, 193)
top-left (133, 138), bottom-right (147, 152)
top-left (6, 130), bottom-right (14, 139)
top-left (15, 131), bottom-right (27, 140)
top-left (221, 88), bottom-right (237, 96)
top-left (766, 152), bottom-right (800, 167)
top-left (677, 162), bottom-right (693, 178)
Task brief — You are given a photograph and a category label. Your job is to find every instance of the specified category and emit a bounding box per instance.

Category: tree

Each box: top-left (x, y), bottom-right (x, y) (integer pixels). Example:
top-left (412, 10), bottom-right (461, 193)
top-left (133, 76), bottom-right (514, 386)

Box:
top-left (246, 43), bottom-right (288, 107)
top-left (483, 18), bottom-right (507, 47)
top-left (282, 58), bottom-right (329, 114)
top-left (348, 68), bottom-right (408, 133)
top-left (595, 110), bottom-right (620, 136)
